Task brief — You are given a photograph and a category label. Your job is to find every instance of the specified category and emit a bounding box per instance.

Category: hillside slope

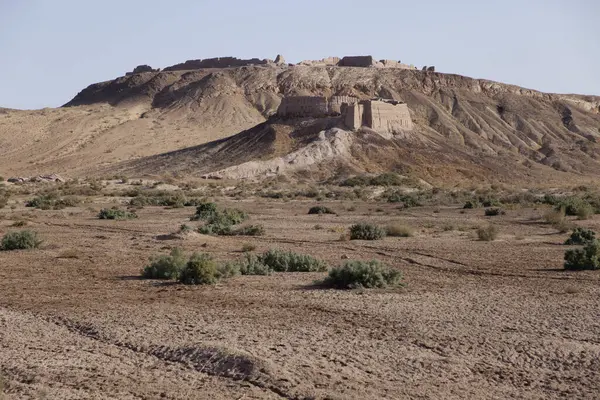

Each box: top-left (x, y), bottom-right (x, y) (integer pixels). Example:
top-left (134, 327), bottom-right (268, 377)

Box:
top-left (1, 65), bottom-right (599, 185)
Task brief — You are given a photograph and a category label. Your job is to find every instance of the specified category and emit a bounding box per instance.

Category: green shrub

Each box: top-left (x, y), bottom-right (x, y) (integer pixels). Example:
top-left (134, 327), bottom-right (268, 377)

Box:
top-left (481, 197), bottom-right (501, 207)
top-left (26, 194), bottom-right (80, 210)
top-left (216, 262), bottom-right (240, 279)
top-left (556, 197), bottom-right (594, 218)
top-left (98, 208), bottom-right (138, 220)
top-left (237, 253), bottom-right (272, 275)
top-left (477, 225), bottom-right (499, 241)
top-left (484, 207), bottom-right (504, 216)
top-left (129, 192), bottom-right (187, 208)
top-left (1, 230), bottom-right (42, 251)
top-left (322, 260), bottom-right (402, 289)
top-left (386, 192), bottom-right (421, 207)
top-left (565, 228), bottom-right (596, 245)
top-left (179, 253), bottom-right (219, 285)
top-left (191, 202), bottom-right (218, 220)
top-left (259, 249), bottom-right (328, 272)
top-left (349, 223), bottom-right (386, 240)
top-left (564, 240), bottom-right (600, 270)
top-left (463, 200), bottom-right (480, 209)
top-left (241, 243), bottom-right (256, 252)
top-left (142, 248), bottom-right (186, 279)
top-left (308, 206), bottom-right (336, 215)
top-left (385, 223), bottom-right (414, 237)
top-left (341, 173), bottom-right (409, 187)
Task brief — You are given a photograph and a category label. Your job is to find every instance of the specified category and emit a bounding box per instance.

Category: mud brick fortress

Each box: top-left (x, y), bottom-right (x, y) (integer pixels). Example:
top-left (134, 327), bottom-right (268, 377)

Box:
top-left (277, 96), bottom-right (413, 134)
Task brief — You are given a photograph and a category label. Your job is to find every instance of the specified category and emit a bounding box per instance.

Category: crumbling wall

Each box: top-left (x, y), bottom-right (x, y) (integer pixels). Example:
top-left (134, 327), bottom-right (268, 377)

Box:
top-left (163, 57), bottom-right (270, 71)
top-left (365, 101), bottom-right (413, 132)
top-left (342, 103), bottom-right (363, 130)
top-left (126, 65), bottom-right (158, 75)
top-left (328, 96), bottom-right (359, 114)
top-left (338, 56), bottom-right (375, 67)
top-left (298, 57), bottom-right (340, 66)
top-left (277, 96), bottom-right (329, 118)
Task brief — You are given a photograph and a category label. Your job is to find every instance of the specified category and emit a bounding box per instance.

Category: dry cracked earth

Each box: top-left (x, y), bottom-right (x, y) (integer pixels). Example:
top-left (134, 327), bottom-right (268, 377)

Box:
top-left (1, 197), bottom-right (600, 399)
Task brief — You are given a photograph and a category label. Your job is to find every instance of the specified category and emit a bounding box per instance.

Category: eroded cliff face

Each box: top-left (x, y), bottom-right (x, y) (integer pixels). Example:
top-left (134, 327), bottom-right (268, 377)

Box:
top-left (1, 64), bottom-right (599, 183)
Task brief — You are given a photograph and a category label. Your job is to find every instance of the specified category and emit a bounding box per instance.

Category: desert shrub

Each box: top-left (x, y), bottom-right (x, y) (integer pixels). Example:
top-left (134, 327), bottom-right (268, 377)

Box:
top-left (481, 197), bottom-right (502, 207)
top-left (129, 192), bottom-right (187, 208)
top-left (564, 240), bottom-right (600, 270)
top-left (259, 249), bottom-right (328, 272)
top-left (98, 208), bottom-right (137, 220)
top-left (241, 243), bottom-right (256, 252)
top-left (341, 173), bottom-right (413, 187)
top-left (26, 194), bottom-right (80, 210)
top-left (198, 222), bottom-right (233, 235)
top-left (385, 223), bottom-right (414, 237)
top-left (349, 223), bottom-right (386, 240)
top-left (191, 202), bottom-right (218, 220)
top-left (237, 253), bottom-right (272, 275)
top-left (179, 253), bottom-right (219, 285)
top-left (1, 230), bottom-right (42, 251)
top-left (463, 200), bottom-right (480, 209)
top-left (11, 220), bottom-right (27, 227)
top-left (0, 195), bottom-right (8, 209)
top-left (216, 262), bottom-right (240, 279)
top-left (234, 224), bottom-right (265, 236)
top-left (308, 206), bottom-right (336, 215)
top-left (556, 197), bottom-right (594, 218)
top-left (477, 225), bottom-right (499, 241)
top-left (544, 208), bottom-right (566, 225)
top-left (565, 228), bottom-right (596, 245)
top-left (386, 192), bottom-right (421, 207)
top-left (183, 198), bottom-right (207, 207)
top-left (142, 248), bottom-right (186, 279)
top-left (484, 207), bottom-right (504, 216)
top-left (179, 224), bottom-right (193, 233)
top-left (321, 260), bottom-right (402, 289)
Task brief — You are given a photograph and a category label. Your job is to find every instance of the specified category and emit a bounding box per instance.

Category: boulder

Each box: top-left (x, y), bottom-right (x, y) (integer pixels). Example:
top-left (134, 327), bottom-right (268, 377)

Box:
top-left (274, 54), bottom-right (286, 64)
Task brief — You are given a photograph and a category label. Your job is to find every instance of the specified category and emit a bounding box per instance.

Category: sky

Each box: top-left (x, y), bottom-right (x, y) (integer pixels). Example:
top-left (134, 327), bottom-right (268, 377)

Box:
top-left (0, 0), bottom-right (598, 109)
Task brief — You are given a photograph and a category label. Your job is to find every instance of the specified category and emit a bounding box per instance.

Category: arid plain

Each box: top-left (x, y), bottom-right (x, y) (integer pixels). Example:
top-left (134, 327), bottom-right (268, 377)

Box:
top-left (1, 180), bottom-right (599, 400)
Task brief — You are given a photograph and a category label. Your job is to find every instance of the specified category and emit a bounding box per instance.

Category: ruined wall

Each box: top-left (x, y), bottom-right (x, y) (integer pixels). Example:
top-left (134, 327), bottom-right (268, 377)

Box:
top-left (278, 96), bottom-right (358, 118)
top-left (338, 56), bottom-right (375, 67)
top-left (342, 103), bottom-right (363, 130)
top-left (298, 56), bottom-right (340, 66)
top-left (277, 96), bottom-right (329, 118)
top-left (163, 57), bottom-right (270, 71)
top-left (365, 101), bottom-right (413, 133)
top-left (126, 65), bottom-right (158, 75)
top-left (328, 96), bottom-right (359, 114)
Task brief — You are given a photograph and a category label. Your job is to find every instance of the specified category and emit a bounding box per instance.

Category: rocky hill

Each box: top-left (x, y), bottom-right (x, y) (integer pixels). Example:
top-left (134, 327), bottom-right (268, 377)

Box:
top-left (1, 62), bottom-right (600, 186)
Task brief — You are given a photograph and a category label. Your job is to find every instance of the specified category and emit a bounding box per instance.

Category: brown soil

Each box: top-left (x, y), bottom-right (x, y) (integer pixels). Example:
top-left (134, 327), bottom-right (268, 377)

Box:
top-left (1, 195), bottom-right (599, 399)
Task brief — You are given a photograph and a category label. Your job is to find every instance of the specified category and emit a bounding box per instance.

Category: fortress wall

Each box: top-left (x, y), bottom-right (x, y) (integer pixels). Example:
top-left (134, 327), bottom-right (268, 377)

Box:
top-left (277, 96), bottom-right (329, 118)
top-left (328, 96), bottom-right (359, 114)
top-left (342, 103), bottom-right (363, 130)
top-left (366, 101), bottom-right (413, 132)
top-left (164, 57), bottom-right (269, 71)
top-left (338, 56), bottom-right (375, 67)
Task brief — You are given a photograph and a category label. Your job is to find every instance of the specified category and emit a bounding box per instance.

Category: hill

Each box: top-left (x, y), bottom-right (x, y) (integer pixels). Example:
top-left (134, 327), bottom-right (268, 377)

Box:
top-left (1, 62), bottom-right (600, 186)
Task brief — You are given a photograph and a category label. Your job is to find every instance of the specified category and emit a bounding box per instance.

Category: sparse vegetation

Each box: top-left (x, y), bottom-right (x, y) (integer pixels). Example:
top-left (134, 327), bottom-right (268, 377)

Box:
top-left (98, 208), bottom-right (138, 220)
top-left (385, 223), bottom-right (414, 237)
top-left (350, 223), bottom-right (386, 240)
top-left (477, 225), bottom-right (499, 241)
top-left (564, 240), bottom-right (600, 271)
top-left (259, 249), bottom-right (328, 272)
top-left (463, 200), bottom-right (480, 209)
top-left (386, 192), bottom-right (421, 207)
top-left (565, 228), bottom-right (596, 246)
top-left (26, 193), bottom-right (80, 210)
top-left (556, 197), bottom-right (594, 219)
top-left (484, 207), bottom-right (504, 216)
top-left (308, 205), bottom-right (336, 215)
top-left (1, 230), bottom-right (42, 251)
top-left (321, 260), bottom-right (402, 289)
top-left (241, 243), bottom-right (256, 252)
top-left (179, 253), bottom-right (220, 285)
top-left (142, 248), bottom-right (187, 279)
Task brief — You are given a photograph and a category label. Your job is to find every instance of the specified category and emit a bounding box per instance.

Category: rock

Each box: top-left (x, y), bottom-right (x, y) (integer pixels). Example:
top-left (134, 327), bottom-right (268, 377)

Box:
top-left (126, 65), bottom-right (157, 75)
top-left (7, 177), bottom-right (28, 183)
top-left (274, 54), bottom-right (285, 65)
top-left (427, 66), bottom-right (435, 72)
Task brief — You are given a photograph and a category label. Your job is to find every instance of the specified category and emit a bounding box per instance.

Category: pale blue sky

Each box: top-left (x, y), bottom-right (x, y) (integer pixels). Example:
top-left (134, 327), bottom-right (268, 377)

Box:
top-left (0, 0), bottom-right (598, 109)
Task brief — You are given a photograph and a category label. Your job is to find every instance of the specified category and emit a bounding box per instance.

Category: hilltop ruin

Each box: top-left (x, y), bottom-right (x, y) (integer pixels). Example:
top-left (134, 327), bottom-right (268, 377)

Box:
top-left (125, 54), bottom-right (429, 75)
top-left (277, 95), bottom-right (413, 135)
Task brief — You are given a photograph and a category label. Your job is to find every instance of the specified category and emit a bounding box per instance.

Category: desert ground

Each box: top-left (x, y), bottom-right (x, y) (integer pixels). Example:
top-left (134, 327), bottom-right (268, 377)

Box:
top-left (1, 181), bottom-right (599, 400)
